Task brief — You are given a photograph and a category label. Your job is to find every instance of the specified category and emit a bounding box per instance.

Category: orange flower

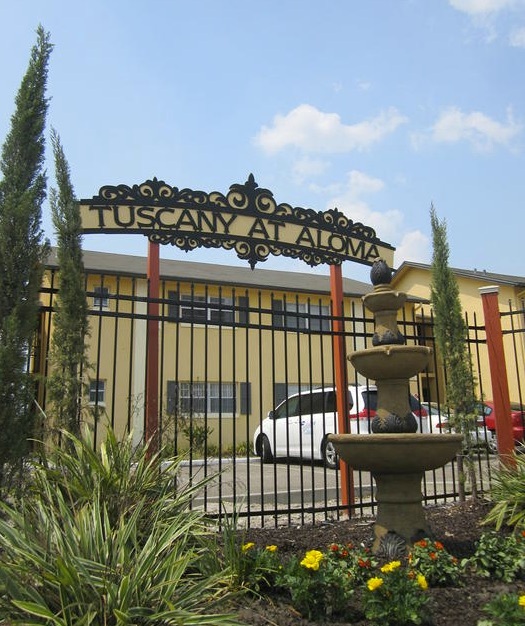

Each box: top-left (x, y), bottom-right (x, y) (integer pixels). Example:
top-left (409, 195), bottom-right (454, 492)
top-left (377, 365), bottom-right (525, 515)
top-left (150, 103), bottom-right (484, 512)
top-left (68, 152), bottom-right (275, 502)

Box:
top-left (434, 540), bottom-right (444, 550)
top-left (430, 552), bottom-right (437, 560)
top-left (415, 539), bottom-right (428, 548)
top-left (329, 544), bottom-right (339, 552)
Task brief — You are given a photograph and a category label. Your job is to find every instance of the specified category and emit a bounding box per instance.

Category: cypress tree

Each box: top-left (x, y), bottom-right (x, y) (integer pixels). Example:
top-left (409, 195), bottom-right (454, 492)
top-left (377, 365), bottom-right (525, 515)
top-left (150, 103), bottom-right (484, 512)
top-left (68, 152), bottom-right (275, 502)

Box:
top-left (0, 26), bottom-right (52, 489)
top-left (47, 129), bottom-right (89, 436)
top-left (430, 205), bottom-right (478, 499)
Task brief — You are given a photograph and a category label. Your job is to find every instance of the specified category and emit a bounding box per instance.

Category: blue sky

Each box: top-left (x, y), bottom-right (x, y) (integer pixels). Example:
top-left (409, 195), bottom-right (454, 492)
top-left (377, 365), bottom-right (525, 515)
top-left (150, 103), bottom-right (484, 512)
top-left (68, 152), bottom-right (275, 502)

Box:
top-left (1, 0), bottom-right (524, 283)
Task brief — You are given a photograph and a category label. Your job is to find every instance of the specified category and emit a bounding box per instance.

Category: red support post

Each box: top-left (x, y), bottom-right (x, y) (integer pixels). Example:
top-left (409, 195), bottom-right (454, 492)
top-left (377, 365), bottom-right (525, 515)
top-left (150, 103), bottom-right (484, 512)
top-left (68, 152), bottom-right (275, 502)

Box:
top-left (479, 286), bottom-right (515, 468)
top-left (330, 264), bottom-right (354, 511)
top-left (146, 241), bottom-right (160, 451)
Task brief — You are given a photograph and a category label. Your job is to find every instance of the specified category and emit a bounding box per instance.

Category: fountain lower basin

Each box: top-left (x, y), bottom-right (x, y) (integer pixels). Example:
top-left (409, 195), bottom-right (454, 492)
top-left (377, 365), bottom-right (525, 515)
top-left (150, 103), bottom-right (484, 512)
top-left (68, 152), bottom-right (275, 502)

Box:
top-left (328, 433), bottom-right (463, 473)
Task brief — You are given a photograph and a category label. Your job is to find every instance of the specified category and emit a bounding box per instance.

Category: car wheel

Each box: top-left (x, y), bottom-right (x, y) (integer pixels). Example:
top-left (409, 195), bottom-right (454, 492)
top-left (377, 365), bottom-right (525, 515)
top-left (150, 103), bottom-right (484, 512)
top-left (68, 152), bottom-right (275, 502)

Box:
top-left (322, 437), bottom-right (339, 469)
top-left (260, 435), bottom-right (273, 463)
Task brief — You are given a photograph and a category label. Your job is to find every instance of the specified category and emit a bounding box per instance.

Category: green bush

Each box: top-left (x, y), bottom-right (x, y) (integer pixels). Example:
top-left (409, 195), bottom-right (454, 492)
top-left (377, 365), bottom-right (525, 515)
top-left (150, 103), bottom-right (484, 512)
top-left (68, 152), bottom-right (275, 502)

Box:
top-left (0, 426), bottom-right (243, 625)
top-left (408, 538), bottom-right (462, 587)
top-left (465, 531), bottom-right (525, 582)
top-left (484, 445), bottom-right (525, 531)
top-left (480, 592), bottom-right (525, 626)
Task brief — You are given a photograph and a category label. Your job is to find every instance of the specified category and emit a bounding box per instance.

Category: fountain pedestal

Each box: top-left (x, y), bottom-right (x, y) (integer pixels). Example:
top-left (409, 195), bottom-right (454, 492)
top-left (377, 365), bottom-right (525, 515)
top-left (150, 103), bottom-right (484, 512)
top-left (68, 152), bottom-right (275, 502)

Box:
top-left (329, 433), bottom-right (463, 551)
top-left (328, 258), bottom-right (462, 556)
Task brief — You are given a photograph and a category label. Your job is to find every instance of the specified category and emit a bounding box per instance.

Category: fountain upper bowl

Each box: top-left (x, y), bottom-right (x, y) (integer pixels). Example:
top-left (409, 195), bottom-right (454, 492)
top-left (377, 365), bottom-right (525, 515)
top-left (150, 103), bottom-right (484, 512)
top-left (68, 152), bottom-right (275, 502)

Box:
top-left (349, 345), bottom-right (432, 380)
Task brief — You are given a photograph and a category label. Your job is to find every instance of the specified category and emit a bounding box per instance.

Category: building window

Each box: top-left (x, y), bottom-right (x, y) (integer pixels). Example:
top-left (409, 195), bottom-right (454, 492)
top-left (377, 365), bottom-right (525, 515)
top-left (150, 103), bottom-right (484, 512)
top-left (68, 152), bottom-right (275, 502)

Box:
top-left (93, 286), bottom-right (109, 309)
top-left (166, 381), bottom-right (251, 417)
top-left (168, 291), bottom-right (246, 325)
top-left (209, 296), bottom-right (234, 324)
top-left (272, 299), bottom-right (330, 332)
top-left (89, 379), bottom-right (106, 405)
top-left (179, 295), bottom-right (207, 323)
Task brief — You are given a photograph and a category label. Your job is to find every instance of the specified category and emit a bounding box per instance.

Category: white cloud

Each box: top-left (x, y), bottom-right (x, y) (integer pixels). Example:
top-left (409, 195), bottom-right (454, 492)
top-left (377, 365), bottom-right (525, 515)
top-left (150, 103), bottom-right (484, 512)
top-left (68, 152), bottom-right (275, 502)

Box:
top-left (323, 171), bottom-right (430, 268)
top-left (448, 0), bottom-right (525, 44)
top-left (326, 170), bottom-right (402, 243)
top-left (430, 106), bottom-right (521, 151)
top-left (356, 80), bottom-right (372, 92)
top-left (394, 231), bottom-right (431, 268)
top-left (509, 25), bottom-right (525, 45)
top-left (448, 0), bottom-right (517, 15)
top-left (254, 104), bottom-right (407, 155)
top-left (291, 156), bottom-right (330, 184)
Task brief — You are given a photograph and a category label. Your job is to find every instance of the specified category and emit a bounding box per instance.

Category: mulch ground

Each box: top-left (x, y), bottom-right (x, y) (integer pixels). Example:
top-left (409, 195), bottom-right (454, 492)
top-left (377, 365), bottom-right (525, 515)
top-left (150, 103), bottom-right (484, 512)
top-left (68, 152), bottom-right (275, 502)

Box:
top-left (228, 499), bottom-right (525, 625)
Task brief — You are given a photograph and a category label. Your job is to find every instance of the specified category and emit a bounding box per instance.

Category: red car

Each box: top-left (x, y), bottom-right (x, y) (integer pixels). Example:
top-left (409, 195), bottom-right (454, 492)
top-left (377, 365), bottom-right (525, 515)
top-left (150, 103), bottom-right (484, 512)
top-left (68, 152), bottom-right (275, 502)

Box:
top-left (478, 401), bottom-right (525, 444)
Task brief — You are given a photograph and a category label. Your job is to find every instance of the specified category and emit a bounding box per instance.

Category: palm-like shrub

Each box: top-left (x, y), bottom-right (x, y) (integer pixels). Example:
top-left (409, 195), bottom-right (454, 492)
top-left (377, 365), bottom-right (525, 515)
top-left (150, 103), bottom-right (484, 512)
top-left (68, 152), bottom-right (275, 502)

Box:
top-left (0, 426), bottom-right (242, 625)
top-left (484, 444), bottom-right (525, 531)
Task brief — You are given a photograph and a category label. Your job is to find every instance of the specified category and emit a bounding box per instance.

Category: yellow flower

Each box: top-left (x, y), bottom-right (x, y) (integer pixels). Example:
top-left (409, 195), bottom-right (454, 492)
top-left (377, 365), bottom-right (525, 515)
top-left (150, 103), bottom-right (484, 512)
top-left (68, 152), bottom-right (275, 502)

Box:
top-left (266, 544), bottom-right (278, 552)
top-left (241, 542), bottom-right (255, 552)
top-left (367, 576), bottom-right (384, 591)
top-left (300, 549), bottom-right (324, 571)
top-left (380, 560), bottom-right (402, 573)
top-left (519, 595), bottom-right (525, 608)
top-left (417, 573), bottom-right (428, 590)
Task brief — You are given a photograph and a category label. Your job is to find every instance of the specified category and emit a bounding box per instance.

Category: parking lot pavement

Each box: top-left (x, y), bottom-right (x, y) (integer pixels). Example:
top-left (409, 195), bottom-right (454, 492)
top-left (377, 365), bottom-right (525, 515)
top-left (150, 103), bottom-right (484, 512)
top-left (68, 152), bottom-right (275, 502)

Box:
top-left (176, 455), bottom-right (477, 523)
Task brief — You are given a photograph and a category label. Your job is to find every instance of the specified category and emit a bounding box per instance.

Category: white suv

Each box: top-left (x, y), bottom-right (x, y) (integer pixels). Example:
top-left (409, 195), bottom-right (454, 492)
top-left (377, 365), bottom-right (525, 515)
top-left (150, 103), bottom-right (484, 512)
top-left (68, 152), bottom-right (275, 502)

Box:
top-left (253, 385), bottom-right (430, 469)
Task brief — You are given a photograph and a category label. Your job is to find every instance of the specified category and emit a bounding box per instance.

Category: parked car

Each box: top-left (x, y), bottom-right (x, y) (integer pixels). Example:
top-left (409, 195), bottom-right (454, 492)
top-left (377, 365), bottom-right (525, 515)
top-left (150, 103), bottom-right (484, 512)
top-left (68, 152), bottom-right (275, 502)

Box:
top-left (426, 401), bottom-right (502, 452)
top-left (477, 401), bottom-right (525, 448)
top-left (419, 402), bottom-right (444, 432)
top-left (253, 385), bottom-right (429, 469)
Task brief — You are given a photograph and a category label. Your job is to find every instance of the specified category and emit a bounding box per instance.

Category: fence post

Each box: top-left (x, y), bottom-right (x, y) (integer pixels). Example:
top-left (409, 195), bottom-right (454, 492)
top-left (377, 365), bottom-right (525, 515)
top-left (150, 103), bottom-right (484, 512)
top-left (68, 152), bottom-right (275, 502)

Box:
top-left (330, 264), bottom-right (354, 511)
top-left (479, 286), bottom-right (515, 467)
top-left (146, 241), bottom-right (160, 451)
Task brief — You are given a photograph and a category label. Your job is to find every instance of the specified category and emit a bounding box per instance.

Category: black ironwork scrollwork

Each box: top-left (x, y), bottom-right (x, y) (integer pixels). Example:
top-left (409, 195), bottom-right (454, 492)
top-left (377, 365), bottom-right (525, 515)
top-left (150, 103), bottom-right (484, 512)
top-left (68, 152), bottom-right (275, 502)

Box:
top-left (83, 174), bottom-right (394, 268)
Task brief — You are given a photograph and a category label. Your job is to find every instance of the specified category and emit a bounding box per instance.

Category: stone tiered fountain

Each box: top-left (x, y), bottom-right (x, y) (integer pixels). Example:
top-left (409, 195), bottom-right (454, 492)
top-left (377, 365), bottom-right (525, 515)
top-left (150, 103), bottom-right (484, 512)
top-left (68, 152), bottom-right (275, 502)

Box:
top-left (329, 259), bottom-right (462, 556)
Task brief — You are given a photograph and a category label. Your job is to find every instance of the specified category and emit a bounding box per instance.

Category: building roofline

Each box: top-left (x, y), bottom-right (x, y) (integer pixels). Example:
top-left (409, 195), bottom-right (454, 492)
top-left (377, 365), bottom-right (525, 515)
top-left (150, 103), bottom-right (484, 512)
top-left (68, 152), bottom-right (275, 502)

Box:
top-left (46, 247), bottom-right (375, 297)
top-left (393, 260), bottom-right (525, 288)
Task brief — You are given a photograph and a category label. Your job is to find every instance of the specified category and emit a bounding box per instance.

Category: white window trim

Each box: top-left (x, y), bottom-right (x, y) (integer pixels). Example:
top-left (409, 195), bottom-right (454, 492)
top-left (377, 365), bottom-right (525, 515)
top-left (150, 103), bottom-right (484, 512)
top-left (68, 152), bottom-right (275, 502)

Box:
top-left (179, 294), bottom-right (234, 324)
top-left (177, 381), bottom-right (235, 417)
top-left (284, 302), bottom-right (330, 331)
top-left (89, 379), bottom-right (106, 406)
top-left (93, 286), bottom-right (110, 310)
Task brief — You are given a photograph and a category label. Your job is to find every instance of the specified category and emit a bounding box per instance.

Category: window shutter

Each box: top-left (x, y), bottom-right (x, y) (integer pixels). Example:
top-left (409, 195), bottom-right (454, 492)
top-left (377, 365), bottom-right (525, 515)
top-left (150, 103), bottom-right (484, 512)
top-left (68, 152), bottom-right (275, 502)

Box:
top-left (273, 383), bottom-right (289, 406)
top-left (237, 296), bottom-right (249, 325)
top-left (167, 380), bottom-right (178, 414)
top-left (240, 382), bottom-right (251, 414)
top-left (272, 298), bottom-right (283, 328)
top-left (167, 291), bottom-right (179, 320)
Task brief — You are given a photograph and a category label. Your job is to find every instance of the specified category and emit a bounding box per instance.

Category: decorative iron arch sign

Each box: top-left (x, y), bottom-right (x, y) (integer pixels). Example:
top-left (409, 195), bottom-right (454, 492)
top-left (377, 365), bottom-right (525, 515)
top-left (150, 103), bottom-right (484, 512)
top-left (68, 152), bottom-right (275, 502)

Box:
top-left (79, 174), bottom-right (395, 268)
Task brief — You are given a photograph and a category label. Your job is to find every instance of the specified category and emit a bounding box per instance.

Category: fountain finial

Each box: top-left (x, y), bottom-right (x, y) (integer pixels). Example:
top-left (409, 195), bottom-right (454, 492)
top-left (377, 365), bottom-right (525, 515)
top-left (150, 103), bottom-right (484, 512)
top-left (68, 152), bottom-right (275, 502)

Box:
top-left (370, 258), bottom-right (392, 287)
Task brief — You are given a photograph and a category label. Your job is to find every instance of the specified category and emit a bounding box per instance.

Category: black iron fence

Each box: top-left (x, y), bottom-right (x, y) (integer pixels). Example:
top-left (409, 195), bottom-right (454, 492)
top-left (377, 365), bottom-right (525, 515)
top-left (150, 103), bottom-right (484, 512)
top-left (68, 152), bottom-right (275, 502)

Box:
top-left (33, 273), bottom-right (525, 528)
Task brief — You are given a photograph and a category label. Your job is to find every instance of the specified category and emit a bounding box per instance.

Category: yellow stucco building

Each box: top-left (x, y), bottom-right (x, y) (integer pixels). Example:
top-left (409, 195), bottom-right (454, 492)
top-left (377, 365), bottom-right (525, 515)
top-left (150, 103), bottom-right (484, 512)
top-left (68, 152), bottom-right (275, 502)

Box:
top-left (38, 248), bottom-right (376, 449)
top-left (391, 261), bottom-right (525, 406)
top-left (37, 251), bottom-right (525, 449)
